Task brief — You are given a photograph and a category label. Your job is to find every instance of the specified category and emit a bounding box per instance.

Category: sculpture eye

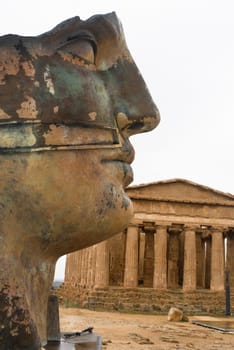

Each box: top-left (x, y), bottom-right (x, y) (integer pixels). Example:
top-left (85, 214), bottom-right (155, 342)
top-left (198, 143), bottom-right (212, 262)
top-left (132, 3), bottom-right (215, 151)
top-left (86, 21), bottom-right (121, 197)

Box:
top-left (63, 39), bottom-right (96, 64)
top-left (58, 32), bottom-right (97, 66)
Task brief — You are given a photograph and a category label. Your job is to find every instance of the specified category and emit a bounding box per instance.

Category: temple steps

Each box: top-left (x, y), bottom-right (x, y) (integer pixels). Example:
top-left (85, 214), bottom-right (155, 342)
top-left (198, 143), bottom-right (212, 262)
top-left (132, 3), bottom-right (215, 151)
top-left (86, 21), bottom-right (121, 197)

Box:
top-left (56, 284), bottom-right (232, 315)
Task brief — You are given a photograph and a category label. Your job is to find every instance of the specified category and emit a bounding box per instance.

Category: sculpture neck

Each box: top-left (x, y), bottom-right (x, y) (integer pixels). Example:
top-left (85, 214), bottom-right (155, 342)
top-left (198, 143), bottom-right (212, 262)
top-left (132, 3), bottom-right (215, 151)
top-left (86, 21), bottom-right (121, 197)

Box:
top-left (0, 253), bottom-right (56, 349)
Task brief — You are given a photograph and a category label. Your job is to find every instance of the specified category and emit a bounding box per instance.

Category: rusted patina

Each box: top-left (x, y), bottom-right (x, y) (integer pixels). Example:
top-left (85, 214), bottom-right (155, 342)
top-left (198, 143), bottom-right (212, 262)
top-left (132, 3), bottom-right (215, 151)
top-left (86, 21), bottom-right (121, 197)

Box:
top-left (0, 13), bottom-right (160, 349)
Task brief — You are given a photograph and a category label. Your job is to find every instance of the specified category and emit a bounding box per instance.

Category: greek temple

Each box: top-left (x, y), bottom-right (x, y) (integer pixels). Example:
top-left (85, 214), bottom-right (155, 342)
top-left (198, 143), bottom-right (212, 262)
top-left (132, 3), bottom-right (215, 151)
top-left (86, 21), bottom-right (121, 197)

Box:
top-left (60, 179), bottom-right (234, 312)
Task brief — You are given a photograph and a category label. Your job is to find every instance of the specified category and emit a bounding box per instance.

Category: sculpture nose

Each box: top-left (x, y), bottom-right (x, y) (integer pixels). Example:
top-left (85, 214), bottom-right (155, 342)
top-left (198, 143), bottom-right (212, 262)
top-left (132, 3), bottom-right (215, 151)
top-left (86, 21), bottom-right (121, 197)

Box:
top-left (113, 59), bottom-right (160, 137)
top-left (116, 109), bottom-right (160, 138)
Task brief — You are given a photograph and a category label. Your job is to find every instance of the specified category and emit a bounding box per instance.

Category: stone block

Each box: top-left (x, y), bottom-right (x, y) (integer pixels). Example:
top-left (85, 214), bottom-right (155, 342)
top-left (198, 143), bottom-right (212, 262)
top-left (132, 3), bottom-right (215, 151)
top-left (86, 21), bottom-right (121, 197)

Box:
top-left (167, 307), bottom-right (189, 322)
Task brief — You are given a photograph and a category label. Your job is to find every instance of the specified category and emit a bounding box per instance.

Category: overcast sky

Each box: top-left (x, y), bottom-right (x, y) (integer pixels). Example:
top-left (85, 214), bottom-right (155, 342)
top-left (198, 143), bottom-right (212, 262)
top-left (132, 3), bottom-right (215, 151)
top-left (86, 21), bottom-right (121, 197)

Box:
top-left (1, 0), bottom-right (234, 279)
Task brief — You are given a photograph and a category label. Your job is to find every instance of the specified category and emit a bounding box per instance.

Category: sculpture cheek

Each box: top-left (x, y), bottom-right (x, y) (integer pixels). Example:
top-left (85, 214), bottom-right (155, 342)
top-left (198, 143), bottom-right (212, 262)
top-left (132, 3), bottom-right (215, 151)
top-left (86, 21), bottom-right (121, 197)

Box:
top-left (16, 96), bottom-right (39, 119)
top-left (0, 108), bottom-right (11, 120)
top-left (21, 60), bottom-right (36, 79)
top-left (46, 65), bottom-right (113, 126)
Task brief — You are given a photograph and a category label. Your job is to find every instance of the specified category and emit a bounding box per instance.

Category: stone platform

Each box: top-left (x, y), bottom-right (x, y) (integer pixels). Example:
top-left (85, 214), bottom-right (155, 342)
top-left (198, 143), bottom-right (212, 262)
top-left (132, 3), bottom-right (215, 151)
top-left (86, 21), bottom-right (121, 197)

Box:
top-left (57, 285), bottom-right (230, 315)
top-left (45, 333), bottom-right (102, 350)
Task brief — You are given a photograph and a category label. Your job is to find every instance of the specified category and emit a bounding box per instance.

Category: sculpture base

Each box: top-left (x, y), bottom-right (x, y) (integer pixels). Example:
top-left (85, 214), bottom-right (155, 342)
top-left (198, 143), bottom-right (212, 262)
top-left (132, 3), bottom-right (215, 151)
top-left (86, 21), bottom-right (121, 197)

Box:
top-left (192, 320), bottom-right (234, 333)
top-left (45, 333), bottom-right (102, 350)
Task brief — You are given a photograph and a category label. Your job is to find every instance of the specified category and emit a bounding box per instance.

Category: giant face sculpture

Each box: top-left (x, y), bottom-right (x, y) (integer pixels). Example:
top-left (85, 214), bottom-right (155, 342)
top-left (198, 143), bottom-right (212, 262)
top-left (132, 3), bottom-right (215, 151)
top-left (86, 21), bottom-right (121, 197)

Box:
top-left (0, 13), bottom-right (160, 349)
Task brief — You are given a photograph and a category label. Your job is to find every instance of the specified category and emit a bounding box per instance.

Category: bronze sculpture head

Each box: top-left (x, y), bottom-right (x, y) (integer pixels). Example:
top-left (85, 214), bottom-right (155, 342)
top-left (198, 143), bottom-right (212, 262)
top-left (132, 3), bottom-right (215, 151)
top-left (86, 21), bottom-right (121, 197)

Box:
top-left (0, 13), bottom-right (160, 349)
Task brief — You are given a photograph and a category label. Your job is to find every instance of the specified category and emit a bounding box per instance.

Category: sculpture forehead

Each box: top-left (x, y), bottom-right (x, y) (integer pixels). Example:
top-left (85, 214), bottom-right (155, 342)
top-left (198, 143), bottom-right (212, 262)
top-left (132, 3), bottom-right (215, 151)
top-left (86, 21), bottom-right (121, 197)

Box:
top-left (0, 12), bottom-right (128, 65)
top-left (0, 12), bottom-right (131, 124)
top-left (0, 13), bottom-right (134, 152)
top-left (40, 12), bottom-right (124, 49)
top-left (0, 12), bottom-right (158, 153)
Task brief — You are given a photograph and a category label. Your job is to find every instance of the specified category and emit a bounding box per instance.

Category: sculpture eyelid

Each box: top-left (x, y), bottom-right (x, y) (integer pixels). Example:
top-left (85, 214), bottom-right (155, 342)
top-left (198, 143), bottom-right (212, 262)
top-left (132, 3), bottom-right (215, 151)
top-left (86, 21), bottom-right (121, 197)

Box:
top-left (65, 31), bottom-right (97, 57)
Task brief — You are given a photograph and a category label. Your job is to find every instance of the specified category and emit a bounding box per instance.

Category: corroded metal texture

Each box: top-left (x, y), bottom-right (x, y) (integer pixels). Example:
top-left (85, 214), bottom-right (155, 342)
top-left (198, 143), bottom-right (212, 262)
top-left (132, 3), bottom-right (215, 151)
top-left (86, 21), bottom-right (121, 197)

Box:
top-left (0, 12), bottom-right (160, 349)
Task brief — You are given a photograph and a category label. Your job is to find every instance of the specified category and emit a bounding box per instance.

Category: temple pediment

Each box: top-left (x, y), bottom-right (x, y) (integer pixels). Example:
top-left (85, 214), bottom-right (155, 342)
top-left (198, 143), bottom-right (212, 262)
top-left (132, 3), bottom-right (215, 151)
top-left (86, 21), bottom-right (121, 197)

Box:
top-left (126, 178), bottom-right (234, 206)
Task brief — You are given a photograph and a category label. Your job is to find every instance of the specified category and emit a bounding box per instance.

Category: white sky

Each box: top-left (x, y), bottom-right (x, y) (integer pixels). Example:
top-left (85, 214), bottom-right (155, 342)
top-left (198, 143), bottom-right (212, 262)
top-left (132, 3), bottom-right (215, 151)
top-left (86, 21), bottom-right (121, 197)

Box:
top-left (1, 0), bottom-right (234, 279)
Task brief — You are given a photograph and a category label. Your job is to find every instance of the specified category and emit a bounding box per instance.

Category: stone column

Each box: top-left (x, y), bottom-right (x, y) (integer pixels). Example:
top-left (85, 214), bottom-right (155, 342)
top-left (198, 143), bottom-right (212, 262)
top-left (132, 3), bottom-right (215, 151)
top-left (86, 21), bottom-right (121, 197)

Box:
top-left (205, 236), bottom-right (211, 289)
top-left (183, 226), bottom-right (197, 291)
top-left (90, 245), bottom-right (97, 288)
top-left (210, 227), bottom-right (225, 291)
top-left (124, 225), bottom-right (139, 288)
top-left (94, 240), bottom-right (109, 288)
top-left (167, 227), bottom-right (182, 288)
top-left (80, 249), bottom-right (86, 287)
top-left (47, 295), bottom-right (60, 342)
top-left (64, 253), bottom-right (72, 283)
top-left (86, 247), bottom-right (92, 288)
top-left (77, 249), bottom-right (83, 284)
top-left (196, 232), bottom-right (206, 288)
top-left (86, 248), bottom-right (91, 287)
top-left (82, 249), bottom-right (88, 287)
top-left (226, 231), bottom-right (234, 289)
top-left (82, 248), bottom-right (88, 287)
top-left (143, 226), bottom-right (155, 287)
top-left (138, 231), bottom-right (145, 284)
top-left (153, 225), bottom-right (168, 289)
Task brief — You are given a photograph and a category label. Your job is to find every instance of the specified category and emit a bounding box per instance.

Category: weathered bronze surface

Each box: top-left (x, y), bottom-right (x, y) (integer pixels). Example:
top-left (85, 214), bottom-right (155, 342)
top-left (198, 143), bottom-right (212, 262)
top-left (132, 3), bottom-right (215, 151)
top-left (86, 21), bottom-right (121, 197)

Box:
top-left (0, 13), bottom-right (160, 349)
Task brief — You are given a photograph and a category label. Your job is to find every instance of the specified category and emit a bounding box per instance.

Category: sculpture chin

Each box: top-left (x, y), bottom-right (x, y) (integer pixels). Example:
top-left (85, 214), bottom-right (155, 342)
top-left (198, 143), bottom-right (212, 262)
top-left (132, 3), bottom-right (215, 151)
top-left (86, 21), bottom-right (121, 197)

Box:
top-left (47, 182), bottom-right (134, 255)
top-left (115, 161), bottom-right (133, 187)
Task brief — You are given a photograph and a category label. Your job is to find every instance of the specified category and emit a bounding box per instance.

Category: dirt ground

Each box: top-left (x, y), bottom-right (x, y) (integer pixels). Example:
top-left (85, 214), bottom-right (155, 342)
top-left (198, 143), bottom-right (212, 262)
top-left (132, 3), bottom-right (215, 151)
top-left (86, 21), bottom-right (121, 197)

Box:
top-left (59, 307), bottom-right (234, 350)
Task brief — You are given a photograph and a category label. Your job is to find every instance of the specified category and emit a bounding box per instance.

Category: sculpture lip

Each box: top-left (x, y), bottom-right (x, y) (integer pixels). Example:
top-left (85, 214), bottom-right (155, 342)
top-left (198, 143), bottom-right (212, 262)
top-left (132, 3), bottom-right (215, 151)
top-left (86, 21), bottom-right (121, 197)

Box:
top-left (102, 141), bottom-right (135, 165)
top-left (104, 159), bottom-right (133, 187)
top-left (101, 157), bottom-right (133, 167)
top-left (122, 162), bottom-right (134, 187)
top-left (102, 147), bottom-right (134, 187)
top-left (104, 155), bottom-right (133, 165)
